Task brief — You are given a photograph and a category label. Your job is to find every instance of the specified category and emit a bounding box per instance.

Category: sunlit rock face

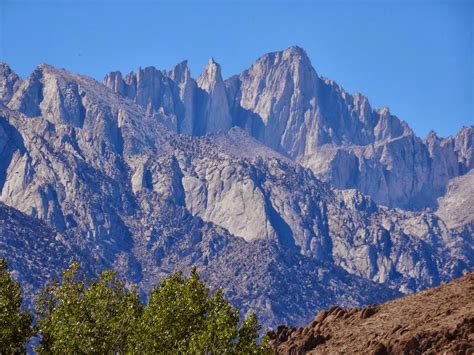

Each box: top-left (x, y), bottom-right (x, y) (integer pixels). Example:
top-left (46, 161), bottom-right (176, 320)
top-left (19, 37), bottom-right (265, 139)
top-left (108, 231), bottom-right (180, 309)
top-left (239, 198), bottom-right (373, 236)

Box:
top-left (103, 58), bottom-right (232, 137)
top-left (436, 169), bottom-right (474, 231)
top-left (0, 49), bottom-right (472, 329)
top-left (104, 46), bottom-right (473, 211)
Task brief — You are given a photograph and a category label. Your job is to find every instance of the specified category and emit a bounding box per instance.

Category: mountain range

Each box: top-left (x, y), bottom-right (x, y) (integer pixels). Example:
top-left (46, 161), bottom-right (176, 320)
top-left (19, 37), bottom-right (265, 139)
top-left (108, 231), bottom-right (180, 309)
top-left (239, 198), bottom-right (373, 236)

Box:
top-left (0, 46), bottom-right (472, 328)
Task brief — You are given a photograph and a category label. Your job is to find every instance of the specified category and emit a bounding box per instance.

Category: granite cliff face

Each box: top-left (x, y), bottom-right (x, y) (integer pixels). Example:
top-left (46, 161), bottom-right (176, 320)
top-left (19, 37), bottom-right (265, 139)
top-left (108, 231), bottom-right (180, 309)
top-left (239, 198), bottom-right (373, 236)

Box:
top-left (104, 46), bottom-right (473, 211)
top-left (103, 58), bottom-right (233, 136)
top-left (0, 53), bottom-right (472, 329)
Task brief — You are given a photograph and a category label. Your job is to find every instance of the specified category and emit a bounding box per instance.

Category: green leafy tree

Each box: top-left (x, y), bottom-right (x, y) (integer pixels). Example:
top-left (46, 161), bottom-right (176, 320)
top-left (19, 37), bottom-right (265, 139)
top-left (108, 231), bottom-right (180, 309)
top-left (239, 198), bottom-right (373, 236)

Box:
top-left (0, 258), bottom-right (33, 354)
top-left (35, 262), bottom-right (142, 353)
top-left (187, 289), bottom-right (240, 353)
top-left (236, 312), bottom-right (266, 354)
top-left (128, 267), bottom-right (269, 354)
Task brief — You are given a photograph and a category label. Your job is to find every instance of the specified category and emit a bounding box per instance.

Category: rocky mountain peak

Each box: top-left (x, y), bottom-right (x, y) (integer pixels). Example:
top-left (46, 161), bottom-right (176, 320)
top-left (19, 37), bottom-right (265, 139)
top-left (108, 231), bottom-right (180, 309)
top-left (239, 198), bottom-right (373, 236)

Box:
top-left (454, 126), bottom-right (474, 169)
top-left (104, 70), bottom-right (124, 93)
top-left (101, 47), bottom-right (473, 211)
top-left (426, 129), bottom-right (438, 140)
top-left (194, 58), bottom-right (232, 135)
top-left (169, 60), bottom-right (191, 83)
top-left (7, 65), bottom-right (45, 117)
top-left (255, 45), bottom-right (313, 69)
top-left (0, 62), bottom-right (22, 104)
top-left (282, 45), bottom-right (312, 64)
top-left (247, 45), bottom-right (317, 81)
top-left (0, 62), bottom-right (13, 71)
top-left (197, 58), bottom-right (223, 92)
top-left (284, 44), bottom-right (307, 54)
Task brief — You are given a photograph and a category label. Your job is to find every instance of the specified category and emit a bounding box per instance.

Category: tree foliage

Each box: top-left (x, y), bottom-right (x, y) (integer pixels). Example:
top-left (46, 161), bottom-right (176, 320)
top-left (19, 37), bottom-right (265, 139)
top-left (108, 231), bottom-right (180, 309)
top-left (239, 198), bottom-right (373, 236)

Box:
top-left (35, 262), bottom-right (142, 353)
top-left (0, 260), bottom-right (268, 353)
top-left (0, 258), bottom-right (33, 354)
top-left (129, 267), bottom-right (268, 354)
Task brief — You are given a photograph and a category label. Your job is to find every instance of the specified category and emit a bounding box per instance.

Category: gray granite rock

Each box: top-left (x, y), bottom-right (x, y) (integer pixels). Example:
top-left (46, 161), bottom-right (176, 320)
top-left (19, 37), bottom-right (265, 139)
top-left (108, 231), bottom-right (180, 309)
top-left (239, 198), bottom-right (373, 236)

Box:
top-left (0, 59), bottom-right (471, 330)
top-left (0, 62), bottom-right (22, 103)
top-left (436, 169), bottom-right (474, 230)
top-left (104, 46), bottom-right (473, 211)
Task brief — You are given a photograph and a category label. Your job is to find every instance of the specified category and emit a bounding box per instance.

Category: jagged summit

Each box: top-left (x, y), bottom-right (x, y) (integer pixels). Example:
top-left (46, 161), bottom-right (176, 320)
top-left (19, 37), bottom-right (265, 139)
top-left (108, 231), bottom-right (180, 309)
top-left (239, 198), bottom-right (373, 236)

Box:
top-left (284, 44), bottom-right (307, 54)
top-left (96, 47), bottom-right (472, 210)
top-left (0, 62), bottom-right (21, 103)
top-left (281, 45), bottom-right (312, 65)
top-left (426, 129), bottom-right (438, 140)
top-left (258, 45), bottom-right (313, 65)
top-left (2, 45), bottom-right (473, 210)
top-left (196, 57), bottom-right (232, 134)
top-left (197, 57), bottom-right (224, 92)
top-left (246, 45), bottom-right (317, 80)
top-left (0, 61), bottom-right (17, 75)
top-left (169, 60), bottom-right (190, 80)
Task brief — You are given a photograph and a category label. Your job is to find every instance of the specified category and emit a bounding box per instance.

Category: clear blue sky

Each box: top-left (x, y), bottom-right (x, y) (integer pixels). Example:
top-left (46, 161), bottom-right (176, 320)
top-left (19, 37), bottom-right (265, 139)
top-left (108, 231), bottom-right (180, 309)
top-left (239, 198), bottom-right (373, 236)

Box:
top-left (1, 0), bottom-right (472, 137)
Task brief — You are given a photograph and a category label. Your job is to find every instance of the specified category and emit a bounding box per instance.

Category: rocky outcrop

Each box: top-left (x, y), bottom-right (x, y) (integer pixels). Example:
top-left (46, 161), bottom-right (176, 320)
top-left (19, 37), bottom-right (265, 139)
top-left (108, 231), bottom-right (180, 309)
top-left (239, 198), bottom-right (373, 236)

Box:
top-left (103, 66), bottom-right (177, 117)
top-left (8, 65), bottom-right (86, 127)
top-left (195, 58), bottom-right (232, 134)
top-left (103, 65), bottom-right (185, 134)
top-left (0, 62), bottom-right (22, 103)
top-left (301, 129), bottom-right (471, 210)
top-left (268, 272), bottom-right (474, 354)
top-left (103, 58), bottom-right (233, 136)
top-left (168, 60), bottom-right (196, 135)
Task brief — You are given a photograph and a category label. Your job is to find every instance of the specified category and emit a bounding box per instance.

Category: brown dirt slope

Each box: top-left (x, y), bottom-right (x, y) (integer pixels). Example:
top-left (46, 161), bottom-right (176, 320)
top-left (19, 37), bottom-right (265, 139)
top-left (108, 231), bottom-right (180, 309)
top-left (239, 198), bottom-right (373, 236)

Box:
top-left (268, 272), bottom-right (474, 354)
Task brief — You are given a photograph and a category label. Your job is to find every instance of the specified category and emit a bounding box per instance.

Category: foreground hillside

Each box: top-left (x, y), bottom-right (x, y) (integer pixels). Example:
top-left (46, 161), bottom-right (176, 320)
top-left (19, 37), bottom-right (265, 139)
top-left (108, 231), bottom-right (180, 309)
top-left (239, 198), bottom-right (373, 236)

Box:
top-left (269, 272), bottom-right (474, 354)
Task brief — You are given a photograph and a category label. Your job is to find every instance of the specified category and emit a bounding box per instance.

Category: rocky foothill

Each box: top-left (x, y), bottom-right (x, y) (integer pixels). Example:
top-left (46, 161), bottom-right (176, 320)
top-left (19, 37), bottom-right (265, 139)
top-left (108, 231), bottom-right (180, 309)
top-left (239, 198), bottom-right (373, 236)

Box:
top-left (269, 272), bottom-right (474, 354)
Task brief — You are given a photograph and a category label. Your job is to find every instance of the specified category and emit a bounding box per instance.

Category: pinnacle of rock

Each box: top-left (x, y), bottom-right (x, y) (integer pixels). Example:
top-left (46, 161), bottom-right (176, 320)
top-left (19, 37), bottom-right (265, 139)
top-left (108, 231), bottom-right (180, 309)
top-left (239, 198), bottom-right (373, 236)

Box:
top-left (0, 62), bottom-right (21, 103)
top-left (197, 57), bottom-right (223, 92)
top-left (169, 60), bottom-right (190, 82)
